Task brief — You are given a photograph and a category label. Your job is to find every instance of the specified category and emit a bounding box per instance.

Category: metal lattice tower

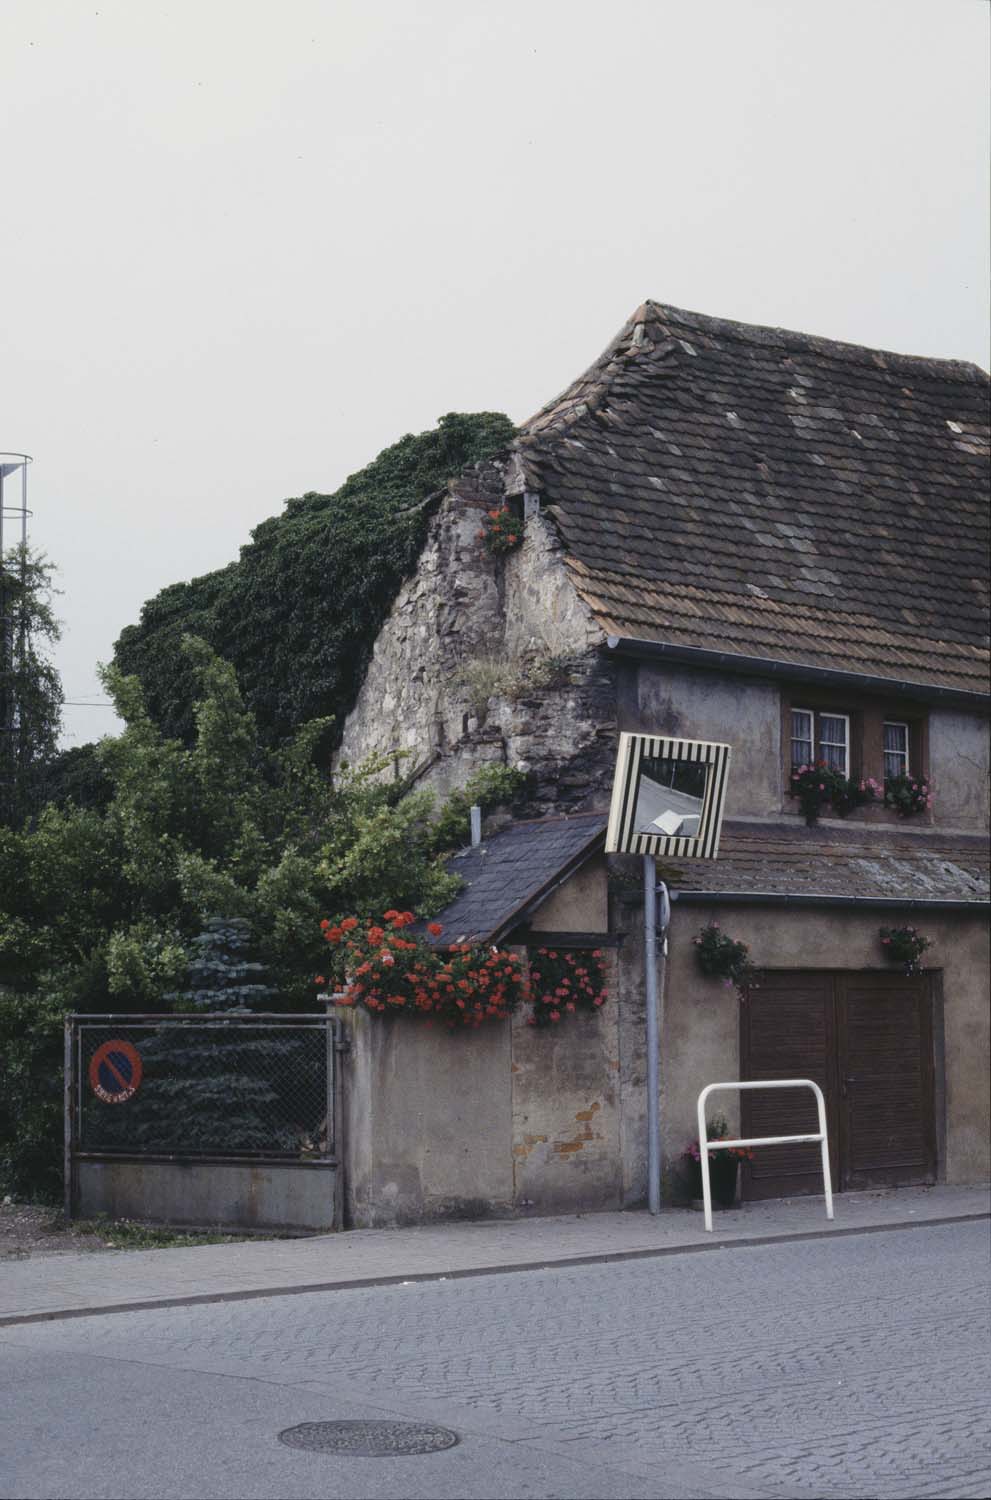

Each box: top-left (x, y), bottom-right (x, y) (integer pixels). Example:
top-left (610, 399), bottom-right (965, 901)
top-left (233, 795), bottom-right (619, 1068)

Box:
top-left (0, 452), bottom-right (34, 819)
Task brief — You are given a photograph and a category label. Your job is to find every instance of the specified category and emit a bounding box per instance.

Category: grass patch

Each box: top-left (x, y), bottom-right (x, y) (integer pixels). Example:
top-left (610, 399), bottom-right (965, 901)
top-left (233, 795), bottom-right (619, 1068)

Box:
top-left (70, 1216), bottom-right (248, 1250)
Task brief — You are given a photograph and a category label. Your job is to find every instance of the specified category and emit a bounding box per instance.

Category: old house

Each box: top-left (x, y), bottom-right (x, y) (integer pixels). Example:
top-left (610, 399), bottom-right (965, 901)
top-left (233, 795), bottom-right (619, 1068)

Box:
top-left (337, 301), bottom-right (990, 1225)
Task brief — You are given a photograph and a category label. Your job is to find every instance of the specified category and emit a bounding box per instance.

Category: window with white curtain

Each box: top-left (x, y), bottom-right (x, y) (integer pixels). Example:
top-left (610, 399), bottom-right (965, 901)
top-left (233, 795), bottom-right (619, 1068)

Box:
top-left (791, 708), bottom-right (814, 766)
top-left (883, 721), bottom-right (910, 779)
top-left (818, 713), bottom-right (849, 775)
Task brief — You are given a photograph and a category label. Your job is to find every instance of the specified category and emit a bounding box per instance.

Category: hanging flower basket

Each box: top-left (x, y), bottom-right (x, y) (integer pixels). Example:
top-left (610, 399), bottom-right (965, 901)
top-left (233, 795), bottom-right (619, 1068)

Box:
top-left (693, 923), bottom-right (758, 1000)
top-left (880, 925), bottom-right (932, 975)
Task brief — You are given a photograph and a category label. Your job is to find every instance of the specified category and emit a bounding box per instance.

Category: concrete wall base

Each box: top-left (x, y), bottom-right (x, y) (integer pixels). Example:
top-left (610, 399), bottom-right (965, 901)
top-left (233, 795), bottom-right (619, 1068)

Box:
top-left (76, 1159), bottom-right (337, 1232)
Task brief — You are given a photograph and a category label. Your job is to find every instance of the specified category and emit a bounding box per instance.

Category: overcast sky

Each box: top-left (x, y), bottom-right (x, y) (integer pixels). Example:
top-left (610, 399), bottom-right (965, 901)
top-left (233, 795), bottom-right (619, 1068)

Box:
top-left (2, 0), bottom-right (988, 747)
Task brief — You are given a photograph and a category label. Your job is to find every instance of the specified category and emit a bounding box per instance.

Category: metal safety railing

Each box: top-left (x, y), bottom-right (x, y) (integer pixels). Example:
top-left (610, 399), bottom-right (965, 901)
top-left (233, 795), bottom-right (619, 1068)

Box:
top-left (696, 1079), bottom-right (834, 1233)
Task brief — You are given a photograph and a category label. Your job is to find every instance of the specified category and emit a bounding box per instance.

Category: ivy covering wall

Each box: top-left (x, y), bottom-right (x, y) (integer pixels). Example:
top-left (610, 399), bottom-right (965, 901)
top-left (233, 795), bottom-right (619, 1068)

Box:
top-left (113, 411), bottom-right (515, 749)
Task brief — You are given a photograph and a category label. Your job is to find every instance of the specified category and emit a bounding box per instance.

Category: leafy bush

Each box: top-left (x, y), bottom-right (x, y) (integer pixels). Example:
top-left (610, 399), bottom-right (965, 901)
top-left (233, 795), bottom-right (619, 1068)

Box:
top-left (428, 764), bottom-right (527, 855)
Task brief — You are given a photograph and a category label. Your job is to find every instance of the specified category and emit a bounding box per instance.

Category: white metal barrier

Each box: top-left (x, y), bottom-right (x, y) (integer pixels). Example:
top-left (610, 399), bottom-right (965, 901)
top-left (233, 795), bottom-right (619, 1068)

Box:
top-left (696, 1079), bottom-right (834, 1233)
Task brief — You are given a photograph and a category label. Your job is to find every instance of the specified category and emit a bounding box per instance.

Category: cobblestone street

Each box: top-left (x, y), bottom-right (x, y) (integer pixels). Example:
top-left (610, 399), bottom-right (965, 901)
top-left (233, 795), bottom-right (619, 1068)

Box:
top-left (2, 1221), bottom-right (989, 1499)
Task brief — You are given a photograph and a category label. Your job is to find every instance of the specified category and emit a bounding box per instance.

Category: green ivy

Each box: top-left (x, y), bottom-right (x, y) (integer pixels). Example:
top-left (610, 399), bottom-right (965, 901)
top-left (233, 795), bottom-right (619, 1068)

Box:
top-left (113, 412), bottom-right (516, 749)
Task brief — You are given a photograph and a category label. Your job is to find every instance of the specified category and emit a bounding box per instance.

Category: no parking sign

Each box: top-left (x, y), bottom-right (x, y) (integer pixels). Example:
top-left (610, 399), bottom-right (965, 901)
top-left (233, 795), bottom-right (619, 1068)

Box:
top-left (88, 1040), bottom-right (143, 1104)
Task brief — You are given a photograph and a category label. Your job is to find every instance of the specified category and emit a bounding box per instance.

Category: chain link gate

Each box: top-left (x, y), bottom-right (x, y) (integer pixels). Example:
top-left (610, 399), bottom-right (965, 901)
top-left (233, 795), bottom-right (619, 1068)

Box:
top-left (65, 1012), bottom-right (346, 1231)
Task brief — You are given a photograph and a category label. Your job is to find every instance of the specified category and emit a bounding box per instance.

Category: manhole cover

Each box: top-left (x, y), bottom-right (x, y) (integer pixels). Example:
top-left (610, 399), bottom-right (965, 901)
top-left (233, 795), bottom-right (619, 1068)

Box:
top-left (277, 1420), bottom-right (459, 1457)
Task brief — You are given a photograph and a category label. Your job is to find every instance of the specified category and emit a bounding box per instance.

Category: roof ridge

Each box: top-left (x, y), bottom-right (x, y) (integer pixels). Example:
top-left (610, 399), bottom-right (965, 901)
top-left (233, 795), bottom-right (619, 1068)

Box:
top-left (517, 302), bottom-right (680, 442)
top-left (515, 300), bottom-right (987, 463)
top-left (642, 300), bottom-right (990, 384)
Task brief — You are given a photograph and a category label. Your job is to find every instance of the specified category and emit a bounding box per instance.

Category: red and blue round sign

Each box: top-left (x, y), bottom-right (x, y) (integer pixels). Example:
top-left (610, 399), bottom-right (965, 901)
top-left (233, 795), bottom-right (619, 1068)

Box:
top-left (89, 1040), bottom-right (143, 1104)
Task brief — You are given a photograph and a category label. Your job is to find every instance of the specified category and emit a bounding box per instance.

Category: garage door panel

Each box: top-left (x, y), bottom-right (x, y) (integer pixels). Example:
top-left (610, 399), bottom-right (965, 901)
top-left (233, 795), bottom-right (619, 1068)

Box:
top-left (741, 969), bottom-right (936, 1200)
top-left (838, 974), bottom-right (935, 1188)
top-left (740, 972), bottom-right (838, 1200)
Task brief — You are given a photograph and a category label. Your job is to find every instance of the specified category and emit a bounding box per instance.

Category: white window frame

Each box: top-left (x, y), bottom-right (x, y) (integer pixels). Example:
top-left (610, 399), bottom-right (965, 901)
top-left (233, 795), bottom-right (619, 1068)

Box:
top-left (790, 707), bottom-right (814, 768)
top-left (817, 712), bottom-right (850, 776)
top-left (883, 720), bottom-right (910, 780)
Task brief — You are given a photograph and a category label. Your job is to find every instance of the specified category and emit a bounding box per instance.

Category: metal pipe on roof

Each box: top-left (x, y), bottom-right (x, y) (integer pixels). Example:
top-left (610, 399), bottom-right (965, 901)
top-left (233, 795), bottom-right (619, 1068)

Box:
top-left (605, 636), bottom-right (990, 712)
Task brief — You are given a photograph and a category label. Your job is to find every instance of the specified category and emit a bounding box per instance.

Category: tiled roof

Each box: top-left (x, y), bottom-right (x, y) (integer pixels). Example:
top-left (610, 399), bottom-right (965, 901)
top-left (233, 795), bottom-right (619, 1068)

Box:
top-left (515, 302), bottom-right (990, 695)
top-left (664, 821), bottom-right (990, 904)
top-left (429, 813), bottom-right (607, 945)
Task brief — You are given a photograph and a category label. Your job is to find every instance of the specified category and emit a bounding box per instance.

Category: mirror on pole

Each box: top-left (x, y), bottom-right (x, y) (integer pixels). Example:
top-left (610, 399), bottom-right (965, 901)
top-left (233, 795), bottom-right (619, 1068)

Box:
top-left (606, 734), bottom-right (731, 858)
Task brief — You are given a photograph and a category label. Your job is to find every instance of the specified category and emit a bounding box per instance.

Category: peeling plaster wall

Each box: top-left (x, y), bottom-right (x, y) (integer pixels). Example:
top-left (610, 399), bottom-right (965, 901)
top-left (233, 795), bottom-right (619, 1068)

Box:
top-left (339, 474), bottom-right (615, 810)
top-left (338, 860), bottom-right (631, 1225)
top-left (509, 861), bottom-right (622, 1214)
top-left (509, 992), bottom-right (622, 1215)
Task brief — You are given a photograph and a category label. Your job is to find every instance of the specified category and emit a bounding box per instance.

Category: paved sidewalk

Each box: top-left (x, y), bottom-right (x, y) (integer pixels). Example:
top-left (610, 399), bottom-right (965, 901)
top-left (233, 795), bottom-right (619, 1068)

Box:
top-left (3, 1182), bottom-right (987, 1327)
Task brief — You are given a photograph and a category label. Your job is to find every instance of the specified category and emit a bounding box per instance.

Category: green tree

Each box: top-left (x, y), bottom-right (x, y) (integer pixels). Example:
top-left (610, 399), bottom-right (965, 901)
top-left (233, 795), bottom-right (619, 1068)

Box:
top-left (89, 919), bottom-right (323, 1159)
top-left (0, 545), bottom-right (63, 828)
top-left (0, 637), bottom-right (525, 1198)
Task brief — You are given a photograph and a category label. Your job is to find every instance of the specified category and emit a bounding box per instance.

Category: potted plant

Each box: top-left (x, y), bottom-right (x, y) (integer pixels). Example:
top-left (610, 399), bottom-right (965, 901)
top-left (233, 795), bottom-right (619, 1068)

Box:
top-left (789, 762), bottom-right (881, 825)
top-left (693, 923), bottom-right (758, 1000)
top-left (682, 1116), bottom-right (754, 1208)
top-left (883, 773), bottom-right (931, 817)
top-left (880, 926), bottom-right (932, 975)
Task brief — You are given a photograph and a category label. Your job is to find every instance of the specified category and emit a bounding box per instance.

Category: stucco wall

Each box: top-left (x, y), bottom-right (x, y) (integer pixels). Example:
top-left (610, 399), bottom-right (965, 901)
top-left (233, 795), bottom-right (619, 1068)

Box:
top-left (634, 664), bottom-right (783, 819)
top-left (928, 710), bottom-right (991, 831)
top-left (526, 855), bottom-right (609, 931)
top-left (629, 662), bottom-right (990, 834)
top-left (338, 860), bottom-right (631, 1226)
top-left (657, 902), bottom-right (990, 1188)
top-left (509, 861), bottom-right (622, 1213)
top-left (341, 1001), bottom-right (514, 1227)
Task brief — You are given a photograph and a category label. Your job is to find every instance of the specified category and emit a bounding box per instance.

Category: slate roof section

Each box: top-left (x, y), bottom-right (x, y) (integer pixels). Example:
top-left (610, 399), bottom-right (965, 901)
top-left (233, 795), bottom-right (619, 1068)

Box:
top-left (665, 821), bottom-right (990, 904)
top-left (514, 302), bottom-right (990, 695)
top-left (429, 813), bottom-right (607, 946)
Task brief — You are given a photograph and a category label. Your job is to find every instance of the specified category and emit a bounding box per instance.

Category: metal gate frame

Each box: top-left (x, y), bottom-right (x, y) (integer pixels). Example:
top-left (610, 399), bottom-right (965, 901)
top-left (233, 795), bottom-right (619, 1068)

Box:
top-left (64, 1012), bottom-right (348, 1230)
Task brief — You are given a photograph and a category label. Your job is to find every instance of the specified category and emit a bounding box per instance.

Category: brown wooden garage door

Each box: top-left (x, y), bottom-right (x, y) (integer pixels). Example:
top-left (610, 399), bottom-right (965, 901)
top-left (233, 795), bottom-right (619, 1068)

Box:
top-left (740, 970), bottom-right (937, 1199)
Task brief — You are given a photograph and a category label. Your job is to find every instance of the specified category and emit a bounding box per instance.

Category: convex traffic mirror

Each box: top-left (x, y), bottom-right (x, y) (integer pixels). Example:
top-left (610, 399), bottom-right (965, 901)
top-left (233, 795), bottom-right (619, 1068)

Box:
top-left (605, 734), bottom-right (731, 858)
